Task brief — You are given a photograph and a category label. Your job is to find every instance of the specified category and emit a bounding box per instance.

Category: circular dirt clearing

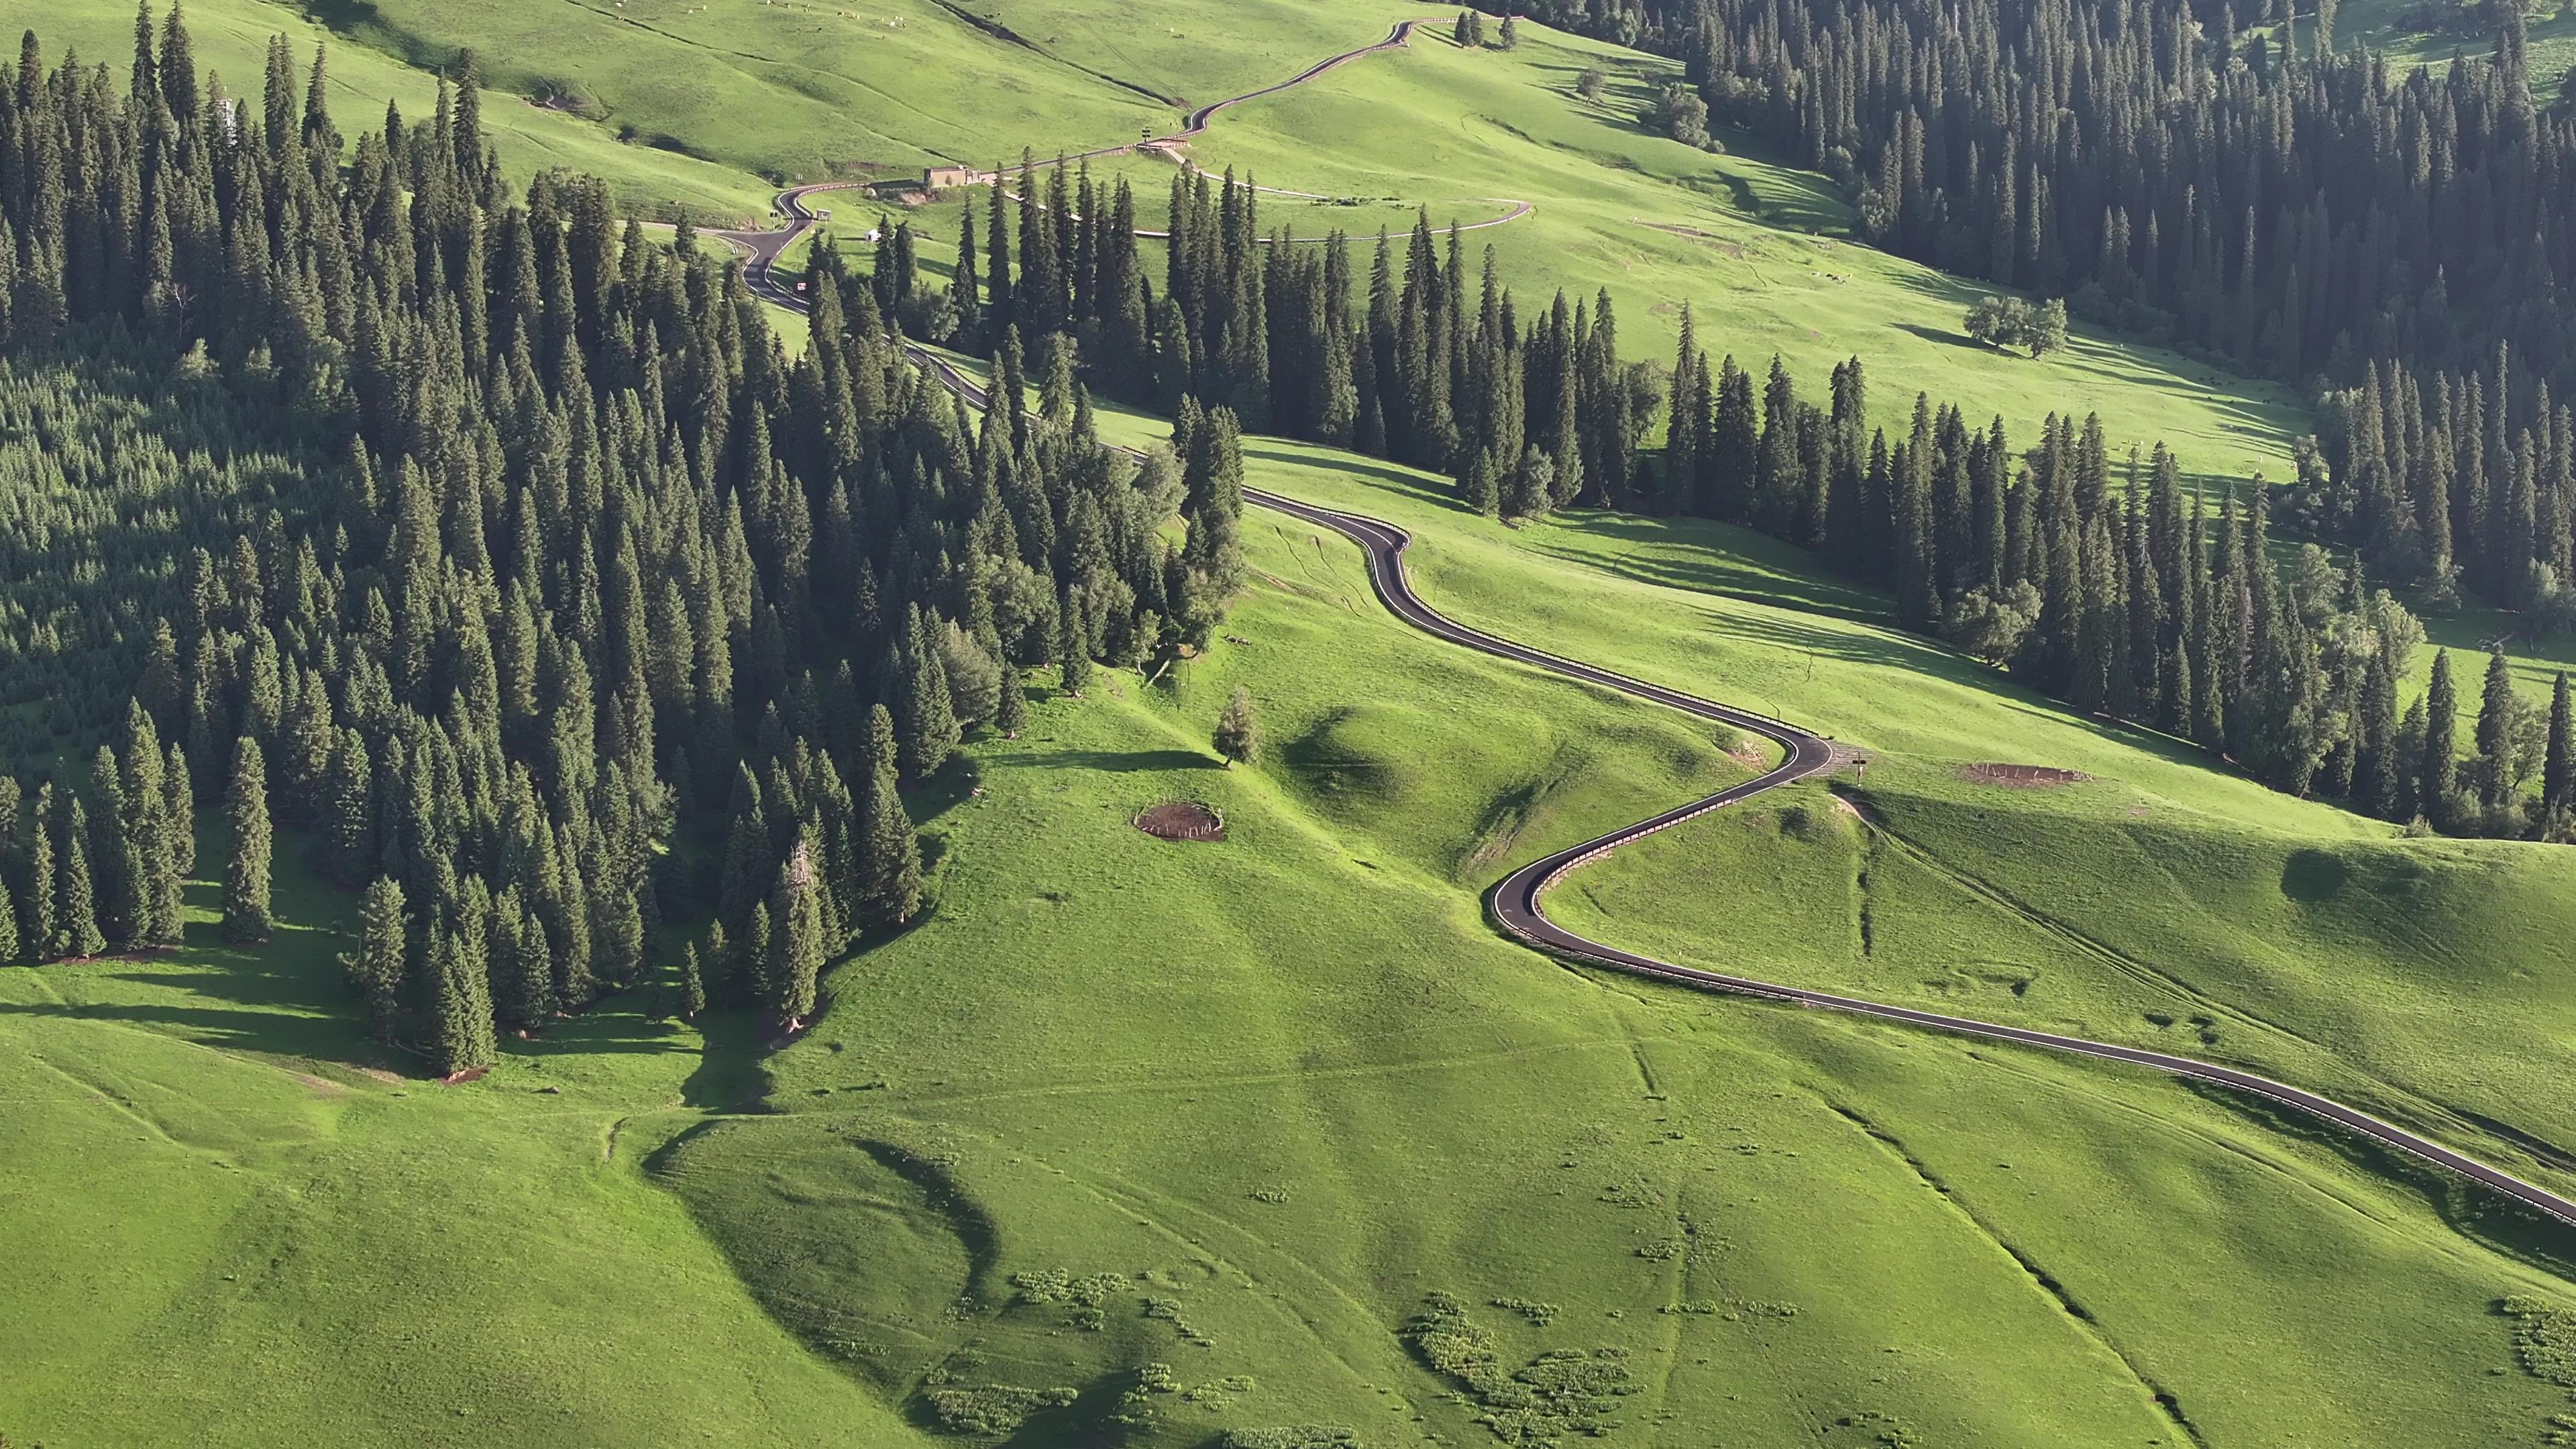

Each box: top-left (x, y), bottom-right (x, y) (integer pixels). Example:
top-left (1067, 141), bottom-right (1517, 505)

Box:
top-left (1134, 800), bottom-right (1226, 843)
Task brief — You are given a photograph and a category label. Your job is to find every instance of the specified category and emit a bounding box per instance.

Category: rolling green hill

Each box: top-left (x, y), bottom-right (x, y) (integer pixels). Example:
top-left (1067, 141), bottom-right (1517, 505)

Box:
top-left (12, 443), bottom-right (2576, 1445)
top-left (4, 1), bottom-right (2575, 1446)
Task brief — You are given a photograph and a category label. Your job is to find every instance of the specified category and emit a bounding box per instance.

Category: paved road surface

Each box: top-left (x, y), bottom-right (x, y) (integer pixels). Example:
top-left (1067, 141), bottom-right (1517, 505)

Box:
top-left (716, 24), bottom-right (2576, 1235)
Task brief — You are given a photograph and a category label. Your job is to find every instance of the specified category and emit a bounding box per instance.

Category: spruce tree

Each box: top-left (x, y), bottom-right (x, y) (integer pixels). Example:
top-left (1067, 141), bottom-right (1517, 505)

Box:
top-left (1057, 590), bottom-right (1092, 696)
top-left (55, 800), bottom-right (107, 960)
top-left (768, 835), bottom-right (826, 1026)
top-left (430, 921), bottom-right (498, 1077)
top-left (861, 704), bottom-right (924, 926)
top-left (2420, 649), bottom-right (2459, 829)
top-left (2356, 651), bottom-right (2402, 821)
top-left (345, 877), bottom-right (407, 1043)
top-left (741, 902), bottom-right (774, 1011)
top-left (223, 735), bottom-right (274, 943)
top-left (679, 941), bottom-right (707, 1020)
top-left (91, 745), bottom-right (146, 949)
top-left (320, 727), bottom-right (374, 886)
top-left (513, 910), bottom-right (556, 1029)
top-left (24, 784), bottom-right (54, 962)
top-left (898, 605), bottom-right (961, 778)
top-left (163, 742), bottom-right (195, 877)
top-left (1214, 686), bottom-right (1260, 765)
top-left (995, 664), bottom-right (1028, 737)
top-left (0, 865), bottom-right (16, 965)
top-left (2475, 648), bottom-right (2522, 811)
top-left (2546, 672), bottom-right (2573, 818)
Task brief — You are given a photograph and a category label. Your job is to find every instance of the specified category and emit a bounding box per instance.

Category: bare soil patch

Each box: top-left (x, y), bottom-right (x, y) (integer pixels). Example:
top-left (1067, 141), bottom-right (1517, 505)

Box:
top-left (1964, 763), bottom-right (2090, 788)
top-left (1134, 800), bottom-right (1226, 843)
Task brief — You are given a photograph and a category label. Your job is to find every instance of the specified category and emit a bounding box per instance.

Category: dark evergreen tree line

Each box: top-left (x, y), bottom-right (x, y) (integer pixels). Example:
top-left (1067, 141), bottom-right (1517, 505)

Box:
top-left (2296, 346), bottom-right (2576, 619)
top-left (1462, 0), bottom-right (2575, 414)
top-left (0, 11), bottom-right (1237, 1069)
top-left (924, 158), bottom-right (2570, 837)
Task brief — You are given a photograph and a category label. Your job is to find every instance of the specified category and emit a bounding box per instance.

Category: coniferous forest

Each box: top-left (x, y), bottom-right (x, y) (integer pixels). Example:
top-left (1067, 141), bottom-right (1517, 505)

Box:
top-left (0, 13), bottom-right (1244, 1069)
top-left (924, 148), bottom-right (2569, 841)
top-left (5, 0), bottom-right (2572, 1078)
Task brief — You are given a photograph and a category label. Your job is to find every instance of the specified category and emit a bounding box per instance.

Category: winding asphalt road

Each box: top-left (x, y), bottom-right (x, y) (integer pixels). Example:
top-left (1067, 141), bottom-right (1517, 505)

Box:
top-left (715, 27), bottom-right (2576, 1234)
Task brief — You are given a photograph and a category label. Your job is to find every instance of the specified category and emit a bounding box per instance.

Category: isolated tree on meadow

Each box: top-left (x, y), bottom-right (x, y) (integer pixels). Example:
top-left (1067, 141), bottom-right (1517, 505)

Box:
top-left (1642, 84), bottom-right (1712, 150)
top-left (223, 735), bottom-right (273, 943)
top-left (1576, 64), bottom-right (1606, 101)
top-left (1214, 686), bottom-right (1260, 766)
top-left (1963, 297), bottom-right (2067, 357)
top-left (1499, 13), bottom-right (1521, 48)
top-left (1453, 9), bottom-right (1486, 47)
top-left (1941, 582), bottom-right (2043, 665)
top-left (2027, 299), bottom-right (2069, 356)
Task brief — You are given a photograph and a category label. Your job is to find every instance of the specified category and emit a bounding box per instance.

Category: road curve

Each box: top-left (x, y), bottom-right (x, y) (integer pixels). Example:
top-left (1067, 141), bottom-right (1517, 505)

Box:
top-left (710, 29), bottom-right (2576, 1236)
top-left (1249, 491), bottom-right (2576, 1232)
top-left (714, 17), bottom-right (1523, 274)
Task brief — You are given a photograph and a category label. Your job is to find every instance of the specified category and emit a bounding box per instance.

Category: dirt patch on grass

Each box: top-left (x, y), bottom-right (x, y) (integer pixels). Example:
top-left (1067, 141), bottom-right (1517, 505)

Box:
top-left (1134, 800), bottom-right (1225, 843)
top-left (1964, 763), bottom-right (2090, 788)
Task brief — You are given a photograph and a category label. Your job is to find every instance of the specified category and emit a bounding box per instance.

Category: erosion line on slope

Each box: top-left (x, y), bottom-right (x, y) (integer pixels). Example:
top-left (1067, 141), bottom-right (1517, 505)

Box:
top-left (1827, 1103), bottom-right (2212, 1448)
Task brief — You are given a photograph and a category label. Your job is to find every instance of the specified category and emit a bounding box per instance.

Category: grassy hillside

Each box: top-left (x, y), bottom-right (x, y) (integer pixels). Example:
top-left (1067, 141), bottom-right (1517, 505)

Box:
top-left (0, 849), bottom-right (934, 1446)
top-left (2320, 0), bottom-right (2576, 95)
top-left (7, 3), bottom-right (2576, 1446)
top-left (4, 0), bottom-right (772, 220)
top-left (7, 0), bottom-right (2316, 489)
top-left (1189, 431), bottom-right (2576, 1183)
top-left (11, 430), bottom-right (2576, 1445)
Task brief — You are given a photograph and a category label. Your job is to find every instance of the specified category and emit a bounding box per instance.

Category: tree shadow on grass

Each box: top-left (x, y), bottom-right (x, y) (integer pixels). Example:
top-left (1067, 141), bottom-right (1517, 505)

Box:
top-left (513, 996), bottom-right (699, 1060)
top-left (681, 1008), bottom-right (776, 1110)
top-left (1894, 321), bottom-right (1986, 352)
top-left (1244, 439), bottom-right (1456, 508)
top-left (1527, 511), bottom-right (1893, 623)
top-left (1013, 747), bottom-right (1216, 774)
top-left (15, 895), bottom-right (384, 1067)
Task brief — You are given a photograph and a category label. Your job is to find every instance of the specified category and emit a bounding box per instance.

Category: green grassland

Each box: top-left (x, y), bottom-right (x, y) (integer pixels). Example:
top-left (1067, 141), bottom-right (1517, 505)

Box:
top-left (1206, 433), bottom-right (2576, 1191)
top-left (11, 429), bottom-right (2576, 1445)
top-left (1066, 16), bottom-right (2312, 486)
top-left (10, 2), bottom-right (2576, 1446)
top-left (10, 0), bottom-right (2316, 490)
top-left (6, 0), bottom-right (773, 221)
top-left (2317, 0), bottom-right (2576, 96)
